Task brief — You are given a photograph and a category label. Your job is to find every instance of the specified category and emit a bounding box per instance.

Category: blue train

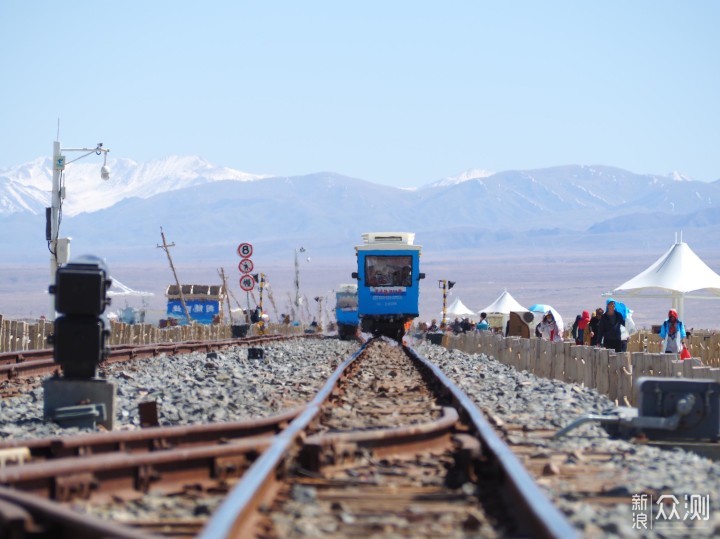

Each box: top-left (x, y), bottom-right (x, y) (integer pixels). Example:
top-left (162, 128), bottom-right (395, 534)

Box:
top-left (352, 232), bottom-right (424, 340)
top-left (335, 283), bottom-right (359, 340)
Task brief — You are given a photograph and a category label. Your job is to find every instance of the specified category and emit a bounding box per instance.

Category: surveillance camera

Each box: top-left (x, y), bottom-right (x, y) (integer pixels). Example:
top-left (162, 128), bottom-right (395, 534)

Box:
top-left (100, 165), bottom-right (111, 181)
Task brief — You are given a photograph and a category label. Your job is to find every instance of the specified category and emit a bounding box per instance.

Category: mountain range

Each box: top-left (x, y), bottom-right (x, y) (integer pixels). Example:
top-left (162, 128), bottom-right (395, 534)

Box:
top-left (1, 156), bottom-right (719, 264)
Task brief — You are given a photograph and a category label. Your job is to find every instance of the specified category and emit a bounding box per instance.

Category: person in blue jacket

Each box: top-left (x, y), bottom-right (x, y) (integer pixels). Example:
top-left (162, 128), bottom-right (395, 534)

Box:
top-left (659, 309), bottom-right (686, 354)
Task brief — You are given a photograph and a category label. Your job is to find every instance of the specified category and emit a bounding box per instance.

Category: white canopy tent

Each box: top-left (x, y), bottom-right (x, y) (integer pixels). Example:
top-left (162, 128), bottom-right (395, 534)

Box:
top-left (479, 290), bottom-right (528, 314)
top-left (443, 298), bottom-right (476, 318)
top-left (108, 278), bottom-right (154, 297)
top-left (610, 240), bottom-right (720, 321)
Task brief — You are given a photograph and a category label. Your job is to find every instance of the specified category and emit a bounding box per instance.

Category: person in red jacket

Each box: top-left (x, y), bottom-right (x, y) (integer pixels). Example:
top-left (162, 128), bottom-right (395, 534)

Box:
top-left (575, 310), bottom-right (591, 345)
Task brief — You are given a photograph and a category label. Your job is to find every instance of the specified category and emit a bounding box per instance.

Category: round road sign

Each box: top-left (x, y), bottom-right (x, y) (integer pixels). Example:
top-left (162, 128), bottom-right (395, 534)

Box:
top-left (237, 243), bottom-right (253, 258)
top-left (239, 274), bottom-right (256, 291)
top-left (238, 259), bottom-right (254, 274)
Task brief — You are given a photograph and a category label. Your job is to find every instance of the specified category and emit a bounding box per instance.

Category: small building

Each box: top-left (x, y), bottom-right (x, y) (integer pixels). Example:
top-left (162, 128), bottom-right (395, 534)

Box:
top-left (166, 284), bottom-right (226, 325)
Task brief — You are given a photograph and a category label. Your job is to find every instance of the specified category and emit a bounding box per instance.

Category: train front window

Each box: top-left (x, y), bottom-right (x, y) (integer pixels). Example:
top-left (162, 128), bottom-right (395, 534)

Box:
top-left (365, 255), bottom-right (412, 287)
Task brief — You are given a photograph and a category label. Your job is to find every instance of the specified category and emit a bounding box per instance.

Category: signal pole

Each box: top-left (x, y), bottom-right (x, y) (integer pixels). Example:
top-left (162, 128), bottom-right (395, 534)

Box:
top-left (438, 279), bottom-right (455, 328)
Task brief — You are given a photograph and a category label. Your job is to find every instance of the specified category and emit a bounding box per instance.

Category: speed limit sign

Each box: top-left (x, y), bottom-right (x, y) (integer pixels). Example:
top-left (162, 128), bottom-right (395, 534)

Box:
top-left (237, 242), bottom-right (253, 258)
top-left (239, 274), bottom-right (256, 291)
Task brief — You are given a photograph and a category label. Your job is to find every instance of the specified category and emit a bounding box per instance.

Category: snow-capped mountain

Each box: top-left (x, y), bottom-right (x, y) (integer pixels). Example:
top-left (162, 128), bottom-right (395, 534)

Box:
top-left (0, 155), bottom-right (268, 217)
top-left (1, 157), bottom-right (719, 265)
top-left (422, 168), bottom-right (495, 188)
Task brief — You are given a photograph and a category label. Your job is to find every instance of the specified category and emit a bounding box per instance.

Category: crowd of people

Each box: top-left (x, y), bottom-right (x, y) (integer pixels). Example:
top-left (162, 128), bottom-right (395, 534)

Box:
top-left (418, 299), bottom-right (691, 358)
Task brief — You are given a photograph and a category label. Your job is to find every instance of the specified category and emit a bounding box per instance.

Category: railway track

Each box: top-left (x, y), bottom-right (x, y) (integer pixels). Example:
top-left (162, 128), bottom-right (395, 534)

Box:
top-left (0, 334), bottom-right (317, 395)
top-left (0, 337), bottom-right (575, 538)
top-left (204, 338), bottom-right (574, 538)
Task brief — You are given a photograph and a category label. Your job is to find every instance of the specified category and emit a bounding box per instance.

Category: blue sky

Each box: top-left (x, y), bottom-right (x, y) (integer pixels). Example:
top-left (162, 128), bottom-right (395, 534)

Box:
top-left (1, 1), bottom-right (719, 188)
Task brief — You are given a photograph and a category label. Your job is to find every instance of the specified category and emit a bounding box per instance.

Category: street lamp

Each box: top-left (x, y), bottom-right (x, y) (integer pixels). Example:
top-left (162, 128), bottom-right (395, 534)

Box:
top-left (294, 246), bottom-right (307, 309)
top-left (47, 139), bottom-right (110, 319)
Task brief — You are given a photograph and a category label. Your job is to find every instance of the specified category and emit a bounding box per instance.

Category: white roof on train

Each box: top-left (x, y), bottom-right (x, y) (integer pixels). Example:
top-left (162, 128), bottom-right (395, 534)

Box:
top-left (356, 232), bottom-right (421, 251)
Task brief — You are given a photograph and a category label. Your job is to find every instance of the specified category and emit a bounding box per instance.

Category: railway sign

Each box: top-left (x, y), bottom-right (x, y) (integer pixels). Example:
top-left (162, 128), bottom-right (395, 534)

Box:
top-left (238, 259), bottom-right (254, 274)
top-left (239, 274), bottom-right (256, 291)
top-left (237, 242), bottom-right (253, 258)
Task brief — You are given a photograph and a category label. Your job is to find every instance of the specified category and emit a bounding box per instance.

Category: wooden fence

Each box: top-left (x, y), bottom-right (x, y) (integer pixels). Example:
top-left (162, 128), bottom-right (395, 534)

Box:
top-left (443, 331), bottom-right (720, 406)
top-left (0, 315), bottom-right (309, 353)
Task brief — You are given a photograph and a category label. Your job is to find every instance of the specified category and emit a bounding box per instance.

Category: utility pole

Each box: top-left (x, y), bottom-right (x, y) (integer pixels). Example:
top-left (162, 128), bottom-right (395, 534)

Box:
top-left (217, 268), bottom-right (233, 325)
top-left (157, 227), bottom-right (192, 325)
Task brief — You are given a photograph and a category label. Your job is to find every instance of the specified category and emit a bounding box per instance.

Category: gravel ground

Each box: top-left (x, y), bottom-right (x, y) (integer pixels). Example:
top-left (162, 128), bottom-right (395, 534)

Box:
top-left (0, 338), bottom-right (357, 441)
top-left (415, 342), bottom-right (720, 538)
top-left (3, 337), bottom-right (720, 537)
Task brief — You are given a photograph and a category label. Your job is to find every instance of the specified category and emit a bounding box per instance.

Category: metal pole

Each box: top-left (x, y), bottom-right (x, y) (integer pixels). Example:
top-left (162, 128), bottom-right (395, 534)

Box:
top-left (294, 249), bottom-right (300, 308)
top-left (49, 141), bottom-right (62, 320)
top-left (441, 280), bottom-right (448, 328)
top-left (258, 273), bottom-right (265, 316)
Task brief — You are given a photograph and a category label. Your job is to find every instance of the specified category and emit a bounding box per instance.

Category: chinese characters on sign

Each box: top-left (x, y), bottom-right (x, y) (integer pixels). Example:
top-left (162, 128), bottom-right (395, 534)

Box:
top-left (237, 242), bottom-right (255, 291)
top-left (631, 493), bottom-right (711, 530)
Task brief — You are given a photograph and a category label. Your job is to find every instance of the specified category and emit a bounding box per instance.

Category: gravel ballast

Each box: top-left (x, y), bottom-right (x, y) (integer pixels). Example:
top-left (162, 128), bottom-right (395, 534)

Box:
top-left (2, 337), bottom-right (719, 537)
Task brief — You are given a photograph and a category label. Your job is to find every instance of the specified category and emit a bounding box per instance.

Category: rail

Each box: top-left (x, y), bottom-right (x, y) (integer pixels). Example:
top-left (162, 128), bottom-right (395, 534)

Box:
top-left (201, 339), bottom-right (576, 538)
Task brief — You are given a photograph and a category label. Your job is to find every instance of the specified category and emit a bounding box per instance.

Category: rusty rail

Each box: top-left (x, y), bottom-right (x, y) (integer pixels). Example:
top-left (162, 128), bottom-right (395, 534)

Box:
top-left (0, 408), bottom-right (299, 462)
top-left (0, 334), bottom-right (319, 382)
top-left (405, 345), bottom-right (576, 538)
top-left (201, 339), bottom-right (577, 538)
top-left (0, 485), bottom-right (154, 539)
top-left (200, 339), bottom-right (371, 538)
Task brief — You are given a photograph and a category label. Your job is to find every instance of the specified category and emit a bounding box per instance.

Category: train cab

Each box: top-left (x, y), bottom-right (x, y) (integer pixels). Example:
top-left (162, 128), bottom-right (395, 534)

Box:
top-left (335, 283), bottom-right (359, 340)
top-left (353, 232), bottom-right (424, 340)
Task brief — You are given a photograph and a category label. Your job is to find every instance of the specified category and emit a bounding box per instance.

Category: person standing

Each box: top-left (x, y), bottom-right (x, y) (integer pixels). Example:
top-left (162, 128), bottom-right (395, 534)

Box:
top-left (659, 309), bottom-right (687, 354)
top-left (575, 310), bottom-right (591, 345)
top-left (476, 312), bottom-right (489, 331)
top-left (589, 307), bottom-right (603, 346)
top-left (597, 299), bottom-right (626, 352)
top-left (538, 311), bottom-right (563, 342)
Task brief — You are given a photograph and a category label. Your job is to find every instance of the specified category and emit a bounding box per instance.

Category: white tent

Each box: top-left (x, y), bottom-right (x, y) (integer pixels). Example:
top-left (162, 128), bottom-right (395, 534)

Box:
top-left (611, 240), bottom-right (720, 320)
top-left (479, 290), bottom-right (528, 314)
top-left (443, 298), bottom-right (476, 318)
top-left (108, 278), bottom-right (154, 297)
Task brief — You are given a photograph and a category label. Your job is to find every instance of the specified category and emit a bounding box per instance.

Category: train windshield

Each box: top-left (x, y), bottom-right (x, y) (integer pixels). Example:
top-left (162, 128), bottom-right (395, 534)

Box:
top-left (365, 255), bottom-right (413, 287)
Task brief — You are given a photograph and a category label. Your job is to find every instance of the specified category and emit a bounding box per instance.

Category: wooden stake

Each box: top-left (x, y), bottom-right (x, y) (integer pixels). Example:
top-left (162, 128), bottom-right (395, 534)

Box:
top-left (156, 227), bottom-right (192, 325)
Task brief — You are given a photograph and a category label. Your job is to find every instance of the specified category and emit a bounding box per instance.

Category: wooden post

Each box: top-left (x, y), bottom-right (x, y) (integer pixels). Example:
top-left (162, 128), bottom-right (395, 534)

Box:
top-left (218, 267), bottom-right (233, 325)
top-left (157, 227), bottom-right (192, 325)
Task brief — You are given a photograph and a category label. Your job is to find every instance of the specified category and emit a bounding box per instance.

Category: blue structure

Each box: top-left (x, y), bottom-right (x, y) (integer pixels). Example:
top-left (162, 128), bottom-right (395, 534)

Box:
top-left (165, 284), bottom-right (225, 325)
top-left (353, 232), bottom-right (424, 340)
top-left (335, 283), bottom-right (359, 340)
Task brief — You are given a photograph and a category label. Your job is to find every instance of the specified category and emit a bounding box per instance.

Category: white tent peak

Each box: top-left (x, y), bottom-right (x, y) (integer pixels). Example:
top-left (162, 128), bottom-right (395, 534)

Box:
top-left (612, 239), bottom-right (720, 320)
top-left (443, 298), bottom-right (475, 317)
top-left (479, 290), bottom-right (528, 314)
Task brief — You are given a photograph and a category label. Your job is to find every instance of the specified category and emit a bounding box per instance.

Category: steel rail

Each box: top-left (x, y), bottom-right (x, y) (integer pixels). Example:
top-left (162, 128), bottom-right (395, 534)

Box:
top-left (0, 485), bottom-right (155, 539)
top-left (0, 334), bottom-right (319, 381)
top-left (0, 408), bottom-right (300, 462)
top-left (200, 339), bottom-right (372, 539)
top-left (0, 436), bottom-right (274, 500)
top-left (405, 345), bottom-right (578, 539)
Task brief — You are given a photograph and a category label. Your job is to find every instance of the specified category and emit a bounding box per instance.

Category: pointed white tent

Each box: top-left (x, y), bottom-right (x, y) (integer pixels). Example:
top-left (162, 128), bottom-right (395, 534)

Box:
top-left (611, 240), bottom-right (720, 320)
top-left (443, 298), bottom-right (476, 317)
top-left (479, 290), bottom-right (528, 314)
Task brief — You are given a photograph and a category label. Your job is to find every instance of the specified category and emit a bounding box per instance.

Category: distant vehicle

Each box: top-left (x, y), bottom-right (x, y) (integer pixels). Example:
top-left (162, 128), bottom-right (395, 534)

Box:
top-left (352, 232), bottom-right (424, 341)
top-left (335, 284), bottom-right (359, 340)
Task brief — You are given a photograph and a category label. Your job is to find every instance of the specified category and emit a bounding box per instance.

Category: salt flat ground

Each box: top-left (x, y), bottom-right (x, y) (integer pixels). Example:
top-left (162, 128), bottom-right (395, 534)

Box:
top-left (2, 250), bottom-right (719, 330)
